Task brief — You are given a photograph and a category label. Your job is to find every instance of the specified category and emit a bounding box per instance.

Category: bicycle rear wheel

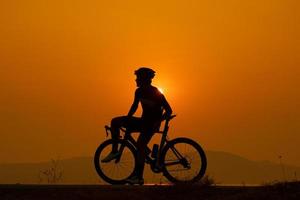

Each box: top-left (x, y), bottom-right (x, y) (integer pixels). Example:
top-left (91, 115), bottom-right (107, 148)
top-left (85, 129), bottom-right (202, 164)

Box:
top-left (94, 139), bottom-right (137, 184)
top-left (161, 137), bottom-right (207, 183)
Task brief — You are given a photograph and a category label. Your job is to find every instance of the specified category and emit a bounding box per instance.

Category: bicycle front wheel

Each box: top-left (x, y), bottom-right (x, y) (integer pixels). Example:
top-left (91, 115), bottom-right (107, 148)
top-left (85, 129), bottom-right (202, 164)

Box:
top-left (94, 139), bottom-right (137, 184)
top-left (161, 137), bottom-right (207, 183)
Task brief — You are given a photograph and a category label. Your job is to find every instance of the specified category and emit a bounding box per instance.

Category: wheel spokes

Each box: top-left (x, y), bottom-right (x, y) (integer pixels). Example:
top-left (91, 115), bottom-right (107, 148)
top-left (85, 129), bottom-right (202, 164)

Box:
top-left (98, 146), bottom-right (135, 181)
top-left (164, 142), bottom-right (202, 182)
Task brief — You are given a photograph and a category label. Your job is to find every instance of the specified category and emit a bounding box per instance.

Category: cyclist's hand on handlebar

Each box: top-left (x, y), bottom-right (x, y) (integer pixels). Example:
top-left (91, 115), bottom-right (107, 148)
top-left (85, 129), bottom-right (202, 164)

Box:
top-left (161, 113), bottom-right (171, 121)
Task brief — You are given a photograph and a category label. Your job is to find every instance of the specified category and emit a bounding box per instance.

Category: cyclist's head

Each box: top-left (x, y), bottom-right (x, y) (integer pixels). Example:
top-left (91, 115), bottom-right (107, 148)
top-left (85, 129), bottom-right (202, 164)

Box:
top-left (134, 67), bottom-right (155, 87)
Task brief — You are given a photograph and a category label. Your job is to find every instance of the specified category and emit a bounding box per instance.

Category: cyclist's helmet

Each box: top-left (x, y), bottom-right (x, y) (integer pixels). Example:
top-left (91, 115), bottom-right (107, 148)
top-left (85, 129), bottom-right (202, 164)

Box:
top-left (134, 67), bottom-right (155, 79)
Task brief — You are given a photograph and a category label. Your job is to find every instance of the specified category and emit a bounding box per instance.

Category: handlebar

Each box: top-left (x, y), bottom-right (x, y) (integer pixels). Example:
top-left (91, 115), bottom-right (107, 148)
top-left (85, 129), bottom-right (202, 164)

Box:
top-left (104, 125), bottom-right (126, 137)
top-left (104, 125), bottom-right (111, 136)
top-left (166, 114), bottom-right (176, 121)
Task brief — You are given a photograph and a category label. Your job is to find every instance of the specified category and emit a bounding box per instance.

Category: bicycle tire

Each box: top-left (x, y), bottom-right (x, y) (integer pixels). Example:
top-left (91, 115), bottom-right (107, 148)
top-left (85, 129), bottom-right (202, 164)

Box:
top-left (94, 139), bottom-right (137, 184)
top-left (161, 137), bottom-right (207, 183)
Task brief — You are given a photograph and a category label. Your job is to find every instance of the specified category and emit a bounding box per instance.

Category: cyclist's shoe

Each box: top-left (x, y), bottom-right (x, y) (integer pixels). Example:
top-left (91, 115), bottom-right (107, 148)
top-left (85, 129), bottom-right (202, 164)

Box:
top-left (101, 152), bottom-right (120, 163)
top-left (126, 176), bottom-right (144, 185)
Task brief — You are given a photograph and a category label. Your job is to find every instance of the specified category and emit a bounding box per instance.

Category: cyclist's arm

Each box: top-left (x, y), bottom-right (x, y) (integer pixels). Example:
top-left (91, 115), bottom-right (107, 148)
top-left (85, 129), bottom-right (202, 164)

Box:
top-left (127, 90), bottom-right (139, 117)
top-left (161, 95), bottom-right (172, 120)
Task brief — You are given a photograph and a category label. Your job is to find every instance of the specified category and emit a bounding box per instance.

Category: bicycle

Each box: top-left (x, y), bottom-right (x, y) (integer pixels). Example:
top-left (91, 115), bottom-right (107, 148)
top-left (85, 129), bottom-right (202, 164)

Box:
top-left (94, 115), bottom-right (207, 185)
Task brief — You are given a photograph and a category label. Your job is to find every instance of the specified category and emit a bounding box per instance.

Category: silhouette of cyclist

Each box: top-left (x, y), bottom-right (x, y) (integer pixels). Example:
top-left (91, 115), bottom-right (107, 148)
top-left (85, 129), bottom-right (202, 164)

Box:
top-left (101, 67), bottom-right (172, 184)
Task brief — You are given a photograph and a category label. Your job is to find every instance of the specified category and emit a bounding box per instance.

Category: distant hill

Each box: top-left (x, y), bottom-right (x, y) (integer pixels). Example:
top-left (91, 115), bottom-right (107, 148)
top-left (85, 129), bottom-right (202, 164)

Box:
top-left (206, 151), bottom-right (299, 184)
top-left (0, 151), bottom-right (299, 185)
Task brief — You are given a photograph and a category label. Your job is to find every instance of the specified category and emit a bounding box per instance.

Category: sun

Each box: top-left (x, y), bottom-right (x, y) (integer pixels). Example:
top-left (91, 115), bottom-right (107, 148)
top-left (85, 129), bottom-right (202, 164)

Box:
top-left (158, 87), bottom-right (164, 94)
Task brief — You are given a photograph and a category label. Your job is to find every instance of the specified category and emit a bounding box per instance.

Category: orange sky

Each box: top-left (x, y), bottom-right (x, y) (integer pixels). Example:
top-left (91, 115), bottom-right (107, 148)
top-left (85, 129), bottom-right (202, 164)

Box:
top-left (0, 0), bottom-right (299, 166)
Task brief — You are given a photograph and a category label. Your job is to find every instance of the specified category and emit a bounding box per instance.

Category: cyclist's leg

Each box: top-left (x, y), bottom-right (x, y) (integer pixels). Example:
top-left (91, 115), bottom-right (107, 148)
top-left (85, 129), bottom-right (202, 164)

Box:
top-left (110, 116), bottom-right (141, 152)
top-left (135, 130), bottom-right (155, 180)
top-left (102, 116), bottom-right (141, 163)
top-left (110, 116), bottom-right (126, 152)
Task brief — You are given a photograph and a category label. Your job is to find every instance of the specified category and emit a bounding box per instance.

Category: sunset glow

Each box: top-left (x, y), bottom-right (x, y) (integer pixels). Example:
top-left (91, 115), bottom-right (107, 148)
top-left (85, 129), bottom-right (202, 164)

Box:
top-left (0, 0), bottom-right (299, 169)
top-left (158, 87), bottom-right (164, 94)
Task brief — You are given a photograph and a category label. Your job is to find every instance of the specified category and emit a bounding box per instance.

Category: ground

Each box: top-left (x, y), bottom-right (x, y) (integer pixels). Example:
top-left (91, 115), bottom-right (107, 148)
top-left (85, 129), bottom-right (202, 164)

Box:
top-left (0, 182), bottom-right (299, 200)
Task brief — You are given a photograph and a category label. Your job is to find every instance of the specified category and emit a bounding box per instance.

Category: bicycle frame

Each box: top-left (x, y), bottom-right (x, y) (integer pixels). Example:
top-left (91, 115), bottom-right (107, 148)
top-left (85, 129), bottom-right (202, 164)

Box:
top-left (105, 115), bottom-right (187, 170)
top-left (117, 117), bottom-right (170, 164)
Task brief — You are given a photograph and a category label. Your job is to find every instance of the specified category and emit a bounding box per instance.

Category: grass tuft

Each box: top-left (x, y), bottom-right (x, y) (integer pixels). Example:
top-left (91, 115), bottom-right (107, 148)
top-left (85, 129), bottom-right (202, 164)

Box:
top-left (167, 175), bottom-right (216, 194)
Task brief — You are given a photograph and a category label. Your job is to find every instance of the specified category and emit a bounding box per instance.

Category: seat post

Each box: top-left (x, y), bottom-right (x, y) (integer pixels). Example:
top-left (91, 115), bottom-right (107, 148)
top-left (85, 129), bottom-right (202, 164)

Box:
top-left (158, 119), bottom-right (170, 154)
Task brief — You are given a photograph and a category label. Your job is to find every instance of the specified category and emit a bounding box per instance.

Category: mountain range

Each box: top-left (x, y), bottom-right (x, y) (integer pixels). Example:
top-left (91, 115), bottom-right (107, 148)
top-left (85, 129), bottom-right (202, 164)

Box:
top-left (0, 151), bottom-right (299, 185)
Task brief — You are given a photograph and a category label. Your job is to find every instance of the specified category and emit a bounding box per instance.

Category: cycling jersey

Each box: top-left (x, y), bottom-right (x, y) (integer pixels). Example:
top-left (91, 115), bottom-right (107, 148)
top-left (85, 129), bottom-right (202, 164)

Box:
top-left (134, 85), bottom-right (171, 124)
